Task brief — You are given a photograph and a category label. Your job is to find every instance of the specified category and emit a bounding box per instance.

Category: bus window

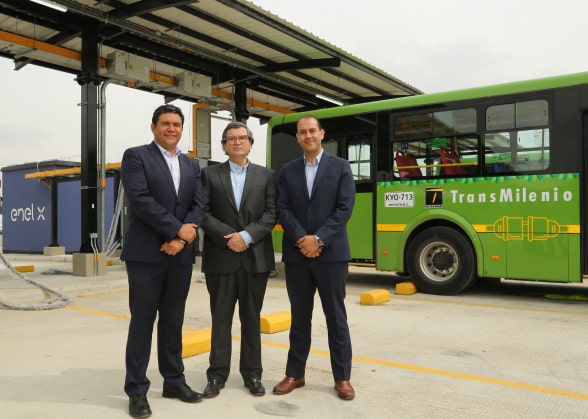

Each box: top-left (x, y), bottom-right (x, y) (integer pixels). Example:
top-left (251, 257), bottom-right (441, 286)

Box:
top-left (485, 128), bottom-right (550, 173)
top-left (395, 109), bottom-right (476, 139)
top-left (322, 139), bottom-right (338, 156)
top-left (484, 100), bottom-right (550, 174)
top-left (392, 108), bottom-right (479, 179)
top-left (348, 139), bottom-right (371, 181)
top-left (486, 100), bottom-right (548, 131)
top-left (392, 135), bottom-right (479, 179)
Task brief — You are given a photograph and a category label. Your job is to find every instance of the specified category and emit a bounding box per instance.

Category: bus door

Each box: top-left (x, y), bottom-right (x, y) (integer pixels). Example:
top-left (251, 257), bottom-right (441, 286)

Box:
top-left (344, 137), bottom-right (374, 263)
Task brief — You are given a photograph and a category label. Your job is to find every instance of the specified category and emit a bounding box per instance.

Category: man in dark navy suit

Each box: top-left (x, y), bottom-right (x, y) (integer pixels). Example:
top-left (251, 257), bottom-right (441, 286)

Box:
top-left (121, 104), bottom-right (205, 418)
top-left (273, 115), bottom-right (356, 400)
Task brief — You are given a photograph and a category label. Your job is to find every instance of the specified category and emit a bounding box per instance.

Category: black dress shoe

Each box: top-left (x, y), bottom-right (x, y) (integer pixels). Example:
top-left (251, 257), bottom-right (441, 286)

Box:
top-left (244, 378), bottom-right (265, 396)
top-left (129, 394), bottom-right (151, 418)
top-left (203, 379), bottom-right (225, 398)
top-left (162, 383), bottom-right (203, 403)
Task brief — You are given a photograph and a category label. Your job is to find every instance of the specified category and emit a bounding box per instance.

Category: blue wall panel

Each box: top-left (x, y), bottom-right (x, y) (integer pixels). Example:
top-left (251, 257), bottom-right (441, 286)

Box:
top-left (2, 161), bottom-right (117, 254)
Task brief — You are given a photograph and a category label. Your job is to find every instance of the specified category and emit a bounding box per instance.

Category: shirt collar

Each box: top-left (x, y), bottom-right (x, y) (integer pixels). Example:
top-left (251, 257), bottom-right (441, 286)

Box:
top-left (304, 149), bottom-right (324, 166)
top-left (229, 159), bottom-right (249, 171)
top-left (154, 141), bottom-right (180, 157)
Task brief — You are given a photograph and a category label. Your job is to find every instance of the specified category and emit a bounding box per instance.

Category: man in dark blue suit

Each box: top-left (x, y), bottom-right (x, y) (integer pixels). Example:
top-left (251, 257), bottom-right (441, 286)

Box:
top-left (121, 104), bottom-right (205, 418)
top-left (273, 115), bottom-right (356, 400)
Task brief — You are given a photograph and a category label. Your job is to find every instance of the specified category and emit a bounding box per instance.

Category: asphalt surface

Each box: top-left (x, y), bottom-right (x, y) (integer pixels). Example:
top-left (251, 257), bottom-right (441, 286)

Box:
top-left (1, 247), bottom-right (588, 419)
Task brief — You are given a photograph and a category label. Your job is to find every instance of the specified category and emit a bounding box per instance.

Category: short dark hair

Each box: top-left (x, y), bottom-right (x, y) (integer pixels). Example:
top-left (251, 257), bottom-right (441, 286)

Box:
top-left (152, 104), bottom-right (185, 126)
top-left (221, 121), bottom-right (255, 145)
top-left (296, 114), bottom-right (322, 131)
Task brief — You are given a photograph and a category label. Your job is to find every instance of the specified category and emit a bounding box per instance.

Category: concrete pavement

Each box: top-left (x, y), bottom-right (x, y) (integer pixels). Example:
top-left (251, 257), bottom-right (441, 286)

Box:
top-left (1, 249), bottom-right (588, 418)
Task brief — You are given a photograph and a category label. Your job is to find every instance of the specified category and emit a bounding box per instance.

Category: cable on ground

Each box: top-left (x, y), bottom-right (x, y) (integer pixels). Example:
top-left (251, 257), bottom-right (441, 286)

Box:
top-left (0, 250), bottom-right (72, 310)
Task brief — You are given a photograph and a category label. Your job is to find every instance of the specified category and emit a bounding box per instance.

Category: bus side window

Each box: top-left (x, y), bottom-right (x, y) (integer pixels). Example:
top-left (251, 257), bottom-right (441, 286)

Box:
top-left (395, 151), bottom-right (422, 179)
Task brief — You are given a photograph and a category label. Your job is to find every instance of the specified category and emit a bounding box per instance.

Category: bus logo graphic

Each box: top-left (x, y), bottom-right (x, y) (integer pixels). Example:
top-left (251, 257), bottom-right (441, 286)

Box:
top-left (425, 188), bottom-right (444, 207)
top-left (476, 216), bottom-right (578, 241)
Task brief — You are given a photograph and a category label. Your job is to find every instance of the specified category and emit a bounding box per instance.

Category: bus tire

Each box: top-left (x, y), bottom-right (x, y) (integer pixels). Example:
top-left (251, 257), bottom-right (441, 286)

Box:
top-left (406, 226), bottom-right (477, 295)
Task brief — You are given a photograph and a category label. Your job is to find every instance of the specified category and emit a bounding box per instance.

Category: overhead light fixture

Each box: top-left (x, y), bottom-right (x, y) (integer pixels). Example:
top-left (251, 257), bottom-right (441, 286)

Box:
top-left (29, 0), bottom-right (68, 13)
top-left (315, 93), bottom-right (344, 106)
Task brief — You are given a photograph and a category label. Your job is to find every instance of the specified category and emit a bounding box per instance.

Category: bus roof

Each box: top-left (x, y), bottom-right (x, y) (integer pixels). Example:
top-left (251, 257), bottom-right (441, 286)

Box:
top-left (269, 71), bottom-right (588, 128)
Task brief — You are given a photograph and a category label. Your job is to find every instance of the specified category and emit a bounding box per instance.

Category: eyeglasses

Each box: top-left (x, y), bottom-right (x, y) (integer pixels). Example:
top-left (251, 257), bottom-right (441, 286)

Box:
top-left (226, 135), bottom-right (250, 143)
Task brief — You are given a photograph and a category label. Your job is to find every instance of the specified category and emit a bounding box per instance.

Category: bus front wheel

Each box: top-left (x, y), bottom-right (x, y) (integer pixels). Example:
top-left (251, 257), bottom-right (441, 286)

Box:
top-left (406, 226), bottom-right (477, 295)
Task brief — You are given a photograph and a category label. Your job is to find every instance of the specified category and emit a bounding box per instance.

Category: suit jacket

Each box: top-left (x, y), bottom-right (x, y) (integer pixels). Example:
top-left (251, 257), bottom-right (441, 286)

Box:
top-left (200, 161), bottom-right (277, 274)
top-left (120, 141), bottom-right (205, 266)
top-left (277, 151), bottom-right (356, 263)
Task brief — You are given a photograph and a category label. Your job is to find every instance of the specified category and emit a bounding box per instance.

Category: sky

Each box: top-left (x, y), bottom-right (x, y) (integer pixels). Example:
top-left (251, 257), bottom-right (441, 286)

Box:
top-left (2, 0), bottom-right (588, 195)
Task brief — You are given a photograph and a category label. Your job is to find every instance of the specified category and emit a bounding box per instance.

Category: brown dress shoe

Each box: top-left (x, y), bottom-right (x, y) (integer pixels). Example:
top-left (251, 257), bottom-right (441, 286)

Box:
top-left (273, 376), bottom-right (305, 395)
top-left (335, 380), bottom-right (355, 400)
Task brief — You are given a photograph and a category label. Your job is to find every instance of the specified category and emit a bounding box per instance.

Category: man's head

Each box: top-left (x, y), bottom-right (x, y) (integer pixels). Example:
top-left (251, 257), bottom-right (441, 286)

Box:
top-left (151, 104), bottom-right (185, 126)
top-left (295, 115), bottom-right (324, 159)
top-left (151, 104), bottom-right (184, 153)
top-left (221, 121), bottom-right (254, 160)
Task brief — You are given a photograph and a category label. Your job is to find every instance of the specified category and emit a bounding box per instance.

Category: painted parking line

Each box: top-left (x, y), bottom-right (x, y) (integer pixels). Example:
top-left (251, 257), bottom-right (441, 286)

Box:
top-left (389, 295), bottom-right (588, 316)
top-left (67, 298), bottom-right (588, 402)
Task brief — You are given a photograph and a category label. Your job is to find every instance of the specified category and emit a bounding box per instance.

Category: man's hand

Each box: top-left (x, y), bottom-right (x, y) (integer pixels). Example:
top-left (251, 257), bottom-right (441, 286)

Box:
top-left (224, 232), bottom-right (249, 253)
top-left (177, 223), bottom-right (198, 244)
top-left (160, 238), bottom-right (186, 256)
top-left (296, 235), bottom-right (323, 258)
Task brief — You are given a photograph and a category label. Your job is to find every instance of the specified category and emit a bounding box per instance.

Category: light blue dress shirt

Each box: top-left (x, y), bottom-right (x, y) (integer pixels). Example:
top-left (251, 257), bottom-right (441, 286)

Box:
top-left (304, 149), bottom-right (323, 198)
top-left (229, 160), bottom-right (253, 245)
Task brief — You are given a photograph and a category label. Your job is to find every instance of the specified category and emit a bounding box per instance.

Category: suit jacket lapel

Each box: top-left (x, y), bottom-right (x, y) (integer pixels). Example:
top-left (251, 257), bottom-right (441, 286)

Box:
top-left (219, 162), bottom-right (238, 211)
top-left (177, 154), bottom-right (191, 199)
top-left (149, 142), bottom-right (177, 197)
top-left (295, 158), bottom-right (310, 200)
top-left (241, 163), bottom-right (256, 209)
top-left (310, 152), bottom-right (328, 199)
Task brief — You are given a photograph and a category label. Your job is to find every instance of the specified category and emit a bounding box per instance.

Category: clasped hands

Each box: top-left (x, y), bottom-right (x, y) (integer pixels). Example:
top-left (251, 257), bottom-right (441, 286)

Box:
top-left (297, 235), bottom-right (323, 259)
top-left (224, 232), bottom-right (249, 253)
top-left (160, 223), bottom-right (198, 256)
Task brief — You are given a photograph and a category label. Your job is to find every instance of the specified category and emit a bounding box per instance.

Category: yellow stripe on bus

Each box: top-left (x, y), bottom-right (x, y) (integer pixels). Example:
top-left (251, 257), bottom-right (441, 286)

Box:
top-left (473, 224), bottom-right (580, 234)
top-left (472, 224), bottom-right (490, 233)
top-left (377, 224), bottom-right (406, 232)
top-left (278, 223), bottom-right (578, 234)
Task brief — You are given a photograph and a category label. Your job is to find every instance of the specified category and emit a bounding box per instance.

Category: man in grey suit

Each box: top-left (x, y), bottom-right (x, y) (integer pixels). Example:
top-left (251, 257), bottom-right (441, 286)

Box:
top-left (121, 104), bottom-right (205, 418)
top-left (200, 121), bottom-right (277, 398)
top-left (273, 115), bottom-right (356, 400)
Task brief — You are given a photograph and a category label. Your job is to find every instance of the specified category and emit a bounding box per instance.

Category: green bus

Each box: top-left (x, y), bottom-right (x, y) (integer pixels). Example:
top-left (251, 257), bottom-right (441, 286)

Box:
top-left (268, 71), bottom-right (588, 295)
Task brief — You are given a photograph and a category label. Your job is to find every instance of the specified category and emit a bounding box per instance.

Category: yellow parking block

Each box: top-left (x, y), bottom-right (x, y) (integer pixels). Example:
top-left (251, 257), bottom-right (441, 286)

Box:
top-left (182, 328), bottom-right (211, 358)
top-left (260, 311), bottom-right (291, 334)
top-left (359, 289), bottom-right (391, 305)
top-left (15, 265), bottom-right (34, 273)
top-left (396, 281), bottom-right (417, 295)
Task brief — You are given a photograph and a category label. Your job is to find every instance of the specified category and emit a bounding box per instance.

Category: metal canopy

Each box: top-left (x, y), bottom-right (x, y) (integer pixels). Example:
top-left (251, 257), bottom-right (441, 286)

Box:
top-left (0, 0), bottom-right (421, 121)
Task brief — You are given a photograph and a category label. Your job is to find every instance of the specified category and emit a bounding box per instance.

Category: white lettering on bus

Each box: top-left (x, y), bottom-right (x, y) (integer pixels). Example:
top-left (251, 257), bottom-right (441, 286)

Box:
top-left (449, 187), bottom-right (572, 204)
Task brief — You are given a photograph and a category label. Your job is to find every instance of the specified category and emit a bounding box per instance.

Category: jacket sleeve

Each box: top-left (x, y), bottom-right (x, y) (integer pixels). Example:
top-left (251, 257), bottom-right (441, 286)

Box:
top-left (242, 168), bottom-right (278, 243)
top-left (121, 146), bottom-right (183, 241)
top-left (277, 163), bottom-right (308, 245)
top-left (200, 166), bottom-right (237, 245)
top-left (181, 156), bottom-right (205, 227)
top-left (314, 159), bottom-right (356, 246)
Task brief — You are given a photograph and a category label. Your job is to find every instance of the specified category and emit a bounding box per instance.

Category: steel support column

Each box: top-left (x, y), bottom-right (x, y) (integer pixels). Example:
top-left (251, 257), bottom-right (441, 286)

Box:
top-left (49, 178), bottom-right (59, 247)
top-left (234, 81), bottom-right (249, 123)
top-left (77, 28), bottom-right (101, 253)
